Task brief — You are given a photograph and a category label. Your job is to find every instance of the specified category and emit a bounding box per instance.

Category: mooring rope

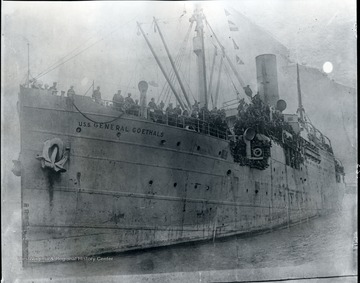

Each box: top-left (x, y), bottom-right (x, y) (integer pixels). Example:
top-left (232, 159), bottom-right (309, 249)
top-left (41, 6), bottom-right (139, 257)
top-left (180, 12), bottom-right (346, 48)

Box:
top-left (72, 101), bottom-right (126, 124)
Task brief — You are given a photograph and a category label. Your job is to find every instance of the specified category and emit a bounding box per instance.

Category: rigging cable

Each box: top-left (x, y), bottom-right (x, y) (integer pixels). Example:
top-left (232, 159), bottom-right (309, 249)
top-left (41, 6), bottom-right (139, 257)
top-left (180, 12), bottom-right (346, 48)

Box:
top-left (205, 19), bottom-right (247, 99)
top-left (33, 18), bottom-right (130, 79)
top-left (187, 41), bottom-right (196, 103)
top-left (209, 27), bottom-right (239, 104)
top-left (83, 82), bottom-right (94, 96)
top-left (159, 39), bottom-right (189, 104)
top-left (223, 59), bottom-right (240, 100)
top-left (35, 37), bottom-right (100, 80)
top-left (157, 22), bottom-right (193, 105)
top-left (34, 16), bottom-right (139, 80)
top-left (179, 65), bottom-right (196, 102)
top-left (171, 21), bottom-right (194, 104)
top-left (124, 60), bottom-right (139, 96)
top-left (164, 48), bottom-right (187, 106)
top-left (207, 46), bottom-right (217, 108)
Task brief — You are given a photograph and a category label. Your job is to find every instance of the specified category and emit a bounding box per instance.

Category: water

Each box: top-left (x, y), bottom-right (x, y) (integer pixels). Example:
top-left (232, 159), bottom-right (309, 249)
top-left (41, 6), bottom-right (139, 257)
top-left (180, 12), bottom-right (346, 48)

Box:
top-left (3, 181), bottom-right (357, 281)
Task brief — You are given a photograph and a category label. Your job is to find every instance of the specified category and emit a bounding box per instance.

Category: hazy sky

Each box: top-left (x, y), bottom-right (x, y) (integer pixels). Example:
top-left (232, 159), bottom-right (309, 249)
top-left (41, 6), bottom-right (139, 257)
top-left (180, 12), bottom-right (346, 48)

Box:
top-left (1, 4), bottom-right (357, 280)
top-left (2, 0), bottom-right (357, 180)
top-left (2, 0), bottom-right (356, 96)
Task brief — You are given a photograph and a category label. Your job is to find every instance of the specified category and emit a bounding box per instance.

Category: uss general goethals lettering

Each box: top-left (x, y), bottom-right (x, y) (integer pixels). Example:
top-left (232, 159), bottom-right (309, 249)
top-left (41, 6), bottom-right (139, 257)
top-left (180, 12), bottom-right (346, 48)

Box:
top-left (14, 6), bottom-right (345, 264)
top-left (78, 121), bottom-right (164, 137)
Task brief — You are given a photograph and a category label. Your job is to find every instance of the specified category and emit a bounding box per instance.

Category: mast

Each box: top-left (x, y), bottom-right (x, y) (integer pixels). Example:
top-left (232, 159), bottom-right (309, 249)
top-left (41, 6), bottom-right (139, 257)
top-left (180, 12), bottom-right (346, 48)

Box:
top-left (137, 22), bottom-right (186, 110)
top-left (153, 17), bottom-right (191, 109)
top-left (214, 53), bottom-right (224, 108)
top-left (27, 43), bottom-right (30, 87)
top-left (296, 63), bottom-right (305, 122)
top-left (190, 7), bottom-right (208, 109)
top-left (206, 20), bottom-right (248, 99)
top-left (208, 46), bottom-right (217, 108)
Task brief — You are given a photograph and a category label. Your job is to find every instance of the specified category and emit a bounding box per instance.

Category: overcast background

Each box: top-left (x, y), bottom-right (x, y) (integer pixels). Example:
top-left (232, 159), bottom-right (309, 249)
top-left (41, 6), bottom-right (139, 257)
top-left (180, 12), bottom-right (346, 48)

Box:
top-left (2, 0), bottom-right (357, 182)
top-left (1, 1), bottom-right (357, 281)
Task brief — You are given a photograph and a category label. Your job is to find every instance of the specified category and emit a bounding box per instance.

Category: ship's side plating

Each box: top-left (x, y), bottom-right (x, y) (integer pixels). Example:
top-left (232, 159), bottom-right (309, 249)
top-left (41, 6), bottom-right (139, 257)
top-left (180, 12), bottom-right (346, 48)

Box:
top-left (18, 87), bottom-right (342, 262)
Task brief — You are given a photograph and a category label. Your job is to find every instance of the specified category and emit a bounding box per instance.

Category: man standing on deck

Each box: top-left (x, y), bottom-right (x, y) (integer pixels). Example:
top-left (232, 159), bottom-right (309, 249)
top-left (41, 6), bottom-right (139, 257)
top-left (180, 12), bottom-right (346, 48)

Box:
top-left (174, 104), bottom-right (182, 116)
top-left (125, 93), bottom-right (135, 105)
top-left (67, 86), bottom-right (76, 98)
top-left (124, 93), bottom-right (135, 113)
top-left (192, 100), bottom-right (200, 112)
top-left (112, 90), bottom-right (124, 109)
top-left (30, 79), bottom-right (39, 89)
top-left (159, 100), bottom-right (165, 112)
top-left (148, 98), bottom-right (158, 110)
top-left (92, 86), bottom-right (102, 103)
top-left (243, 85), bottom-right (253, 98)
top-left (148, 98), bottom-right (158, 121)
top-left (166, 103), bottom-right (174, 114)
top-left (49, 82), bottom-right (58, 95)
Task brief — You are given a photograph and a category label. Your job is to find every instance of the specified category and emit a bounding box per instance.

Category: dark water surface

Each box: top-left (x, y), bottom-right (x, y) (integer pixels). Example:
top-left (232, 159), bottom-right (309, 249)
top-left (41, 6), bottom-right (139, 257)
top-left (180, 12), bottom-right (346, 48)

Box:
top-left (3, 183), bottom-right (357, 282)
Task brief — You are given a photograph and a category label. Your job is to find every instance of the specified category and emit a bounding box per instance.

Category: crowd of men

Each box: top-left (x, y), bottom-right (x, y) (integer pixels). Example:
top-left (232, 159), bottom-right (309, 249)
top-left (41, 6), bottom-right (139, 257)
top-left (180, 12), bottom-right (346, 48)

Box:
top-left (147, 99), bottom-right (228, 138)
top-left (27, 80), bottom-right (229, 139)
top-left (110, 89), bottom-right (228, 138)
top-left (29, 79), bottom-right (59, 95)
top-left (29, 79), bottom-right (77, 98)
top-left (111, 90), bottom-right (140, 114)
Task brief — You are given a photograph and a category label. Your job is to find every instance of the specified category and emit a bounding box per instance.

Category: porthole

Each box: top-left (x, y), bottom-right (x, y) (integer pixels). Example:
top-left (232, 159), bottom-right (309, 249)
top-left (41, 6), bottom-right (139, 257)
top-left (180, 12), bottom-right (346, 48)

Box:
top-left (246, 189), bottom-right (248, 193)
top-left (173, 182), bottom-right (177, 187)
top-left (255, 190), bottom-right (259, 194)
top-left (76, 127), bottom-right (81, 133)
top-left (218, 151), bottom-right (222, 155)
top-left (197, 145), bottom-right (201, 150)
top-left (149, 180), bottom-right (153, 185)
top-left (177, 141), bottom-right (181, 146)
top-left (227, 169), bottom-right (231, 175)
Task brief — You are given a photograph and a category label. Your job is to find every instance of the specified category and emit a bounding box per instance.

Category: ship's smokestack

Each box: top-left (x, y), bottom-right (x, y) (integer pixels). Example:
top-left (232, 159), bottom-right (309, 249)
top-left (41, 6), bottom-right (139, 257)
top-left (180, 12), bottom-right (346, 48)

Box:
top-left (255, 54), bottom-right (279, 107)
top-left (138, 81), bottom-right (148, 118)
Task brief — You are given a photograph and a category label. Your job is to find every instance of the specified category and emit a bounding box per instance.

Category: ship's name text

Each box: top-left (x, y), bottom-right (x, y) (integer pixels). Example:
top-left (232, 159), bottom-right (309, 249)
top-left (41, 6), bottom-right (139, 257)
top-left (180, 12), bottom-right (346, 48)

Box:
top-left (78, 122), bottom-right (164, 137)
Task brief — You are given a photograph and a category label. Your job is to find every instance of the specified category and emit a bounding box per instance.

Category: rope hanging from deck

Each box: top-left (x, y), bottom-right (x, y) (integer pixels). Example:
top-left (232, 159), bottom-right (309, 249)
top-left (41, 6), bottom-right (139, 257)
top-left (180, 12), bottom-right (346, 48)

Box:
top-left (72, 101), bottom-right (125, 124)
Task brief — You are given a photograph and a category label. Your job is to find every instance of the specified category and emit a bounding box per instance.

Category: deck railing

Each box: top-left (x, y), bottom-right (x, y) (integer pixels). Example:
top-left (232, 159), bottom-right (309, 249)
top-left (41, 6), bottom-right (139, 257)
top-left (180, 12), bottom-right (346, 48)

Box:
top-left (21, 88), bottom-right (228, 140)
top-left (99, 98), bottom-right (228, 140)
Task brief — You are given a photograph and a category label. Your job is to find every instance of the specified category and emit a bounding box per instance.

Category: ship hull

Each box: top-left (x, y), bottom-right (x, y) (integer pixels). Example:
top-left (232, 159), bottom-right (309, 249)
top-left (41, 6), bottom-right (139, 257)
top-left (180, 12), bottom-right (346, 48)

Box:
top-left (18, 87), bottom-right (344, 262)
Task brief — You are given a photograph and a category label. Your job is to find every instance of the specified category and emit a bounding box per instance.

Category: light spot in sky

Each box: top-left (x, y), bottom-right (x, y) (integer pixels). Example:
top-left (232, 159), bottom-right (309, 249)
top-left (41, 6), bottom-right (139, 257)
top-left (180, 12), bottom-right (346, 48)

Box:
top-left (81, 77), bottom-right (89, 86)
top-left (323, 61), bottom-right (333, 73)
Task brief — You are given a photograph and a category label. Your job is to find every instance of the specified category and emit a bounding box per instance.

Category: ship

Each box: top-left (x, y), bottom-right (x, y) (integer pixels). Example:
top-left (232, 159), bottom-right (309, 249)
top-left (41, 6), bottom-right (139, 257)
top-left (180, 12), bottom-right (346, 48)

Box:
top-left (13, 7), bottom-right (346, 264)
